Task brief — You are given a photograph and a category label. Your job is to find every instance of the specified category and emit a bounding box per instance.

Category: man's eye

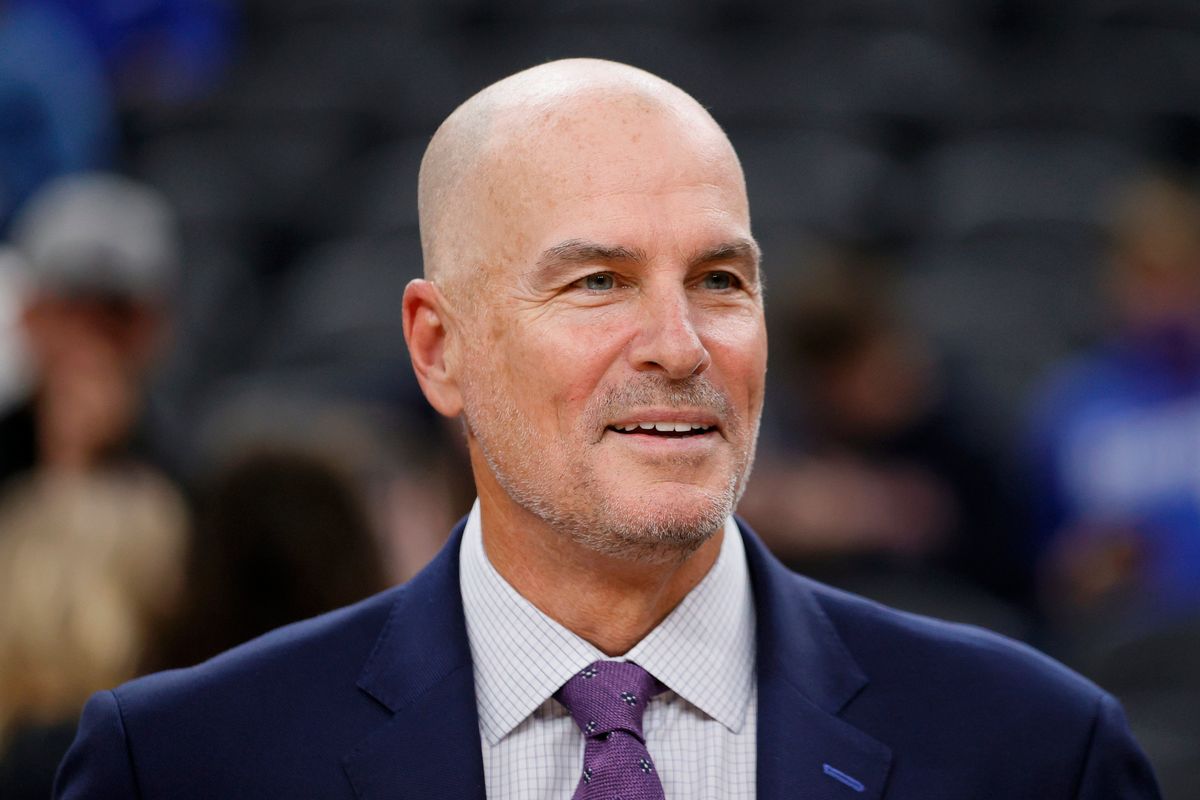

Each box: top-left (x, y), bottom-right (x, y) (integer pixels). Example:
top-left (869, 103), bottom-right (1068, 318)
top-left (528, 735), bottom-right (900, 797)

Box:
top-left (701, 271), bottom-right (735, 290)
top-left (582, 273), bottom-right (616, 291)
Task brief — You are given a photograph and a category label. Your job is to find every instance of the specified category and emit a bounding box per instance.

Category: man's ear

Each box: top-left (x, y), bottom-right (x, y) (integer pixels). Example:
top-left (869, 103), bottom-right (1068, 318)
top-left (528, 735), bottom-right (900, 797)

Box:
top-left (402, 279), bottom-right (464, 418)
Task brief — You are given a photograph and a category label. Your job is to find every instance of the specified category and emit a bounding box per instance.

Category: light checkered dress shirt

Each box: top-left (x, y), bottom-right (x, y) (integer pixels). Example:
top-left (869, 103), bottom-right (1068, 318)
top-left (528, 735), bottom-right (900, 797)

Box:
top-left (459, 500), bottom-right (758, 799)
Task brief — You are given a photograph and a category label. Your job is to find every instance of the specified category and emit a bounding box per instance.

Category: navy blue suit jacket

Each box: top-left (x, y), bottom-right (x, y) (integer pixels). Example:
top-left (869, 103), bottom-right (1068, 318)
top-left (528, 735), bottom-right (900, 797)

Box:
top-left (55, 520), bottom-right (1160, 799)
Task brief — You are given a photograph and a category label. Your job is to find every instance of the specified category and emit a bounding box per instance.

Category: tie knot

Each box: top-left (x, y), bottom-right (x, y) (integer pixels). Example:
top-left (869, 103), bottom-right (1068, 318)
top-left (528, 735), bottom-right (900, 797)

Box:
top-left (555, 661), bottom-right (663, 742)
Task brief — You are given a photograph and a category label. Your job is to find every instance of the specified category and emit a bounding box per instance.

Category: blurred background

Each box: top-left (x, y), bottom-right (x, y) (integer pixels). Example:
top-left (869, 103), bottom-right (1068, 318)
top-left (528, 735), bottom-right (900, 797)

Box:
top-left (2, 0), bottom-right (1200, 796)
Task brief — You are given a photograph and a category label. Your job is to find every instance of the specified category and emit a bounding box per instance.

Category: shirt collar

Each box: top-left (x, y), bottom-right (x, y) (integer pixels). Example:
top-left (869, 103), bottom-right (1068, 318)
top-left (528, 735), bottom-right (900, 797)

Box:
top-left (459, 500), bottom-right (755, 745)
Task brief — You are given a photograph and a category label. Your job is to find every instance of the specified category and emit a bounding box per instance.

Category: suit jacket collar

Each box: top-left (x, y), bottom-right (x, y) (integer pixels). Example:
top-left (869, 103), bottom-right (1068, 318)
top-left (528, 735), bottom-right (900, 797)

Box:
top-left (343, 517), bottom-right (891, 799)
top-left (741, 519), bottom-right (893, 798)
top-left (343, 518), bottom-right (486, 800)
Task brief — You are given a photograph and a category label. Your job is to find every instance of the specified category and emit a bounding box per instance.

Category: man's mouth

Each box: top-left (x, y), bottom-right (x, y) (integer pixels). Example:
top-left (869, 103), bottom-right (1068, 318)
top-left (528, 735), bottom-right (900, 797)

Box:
top-left (606, 421), bottom-right (716, 438)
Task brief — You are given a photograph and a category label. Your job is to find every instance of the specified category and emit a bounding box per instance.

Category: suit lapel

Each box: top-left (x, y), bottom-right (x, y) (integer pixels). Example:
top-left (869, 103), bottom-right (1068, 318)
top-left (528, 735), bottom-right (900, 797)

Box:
top-left (741, 521), bottom-right (893, 799)
top-left (342, 521), bottom-right (487, 800)
top-left (756, 677), bottom-right (893, 799)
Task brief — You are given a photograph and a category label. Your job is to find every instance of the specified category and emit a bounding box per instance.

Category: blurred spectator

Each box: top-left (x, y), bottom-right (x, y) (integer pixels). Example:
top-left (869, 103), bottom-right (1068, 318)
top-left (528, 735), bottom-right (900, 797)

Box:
top-left (192, 391), bottom-right (467, 581)
top-left (0, 1), bottom-right (115, 231)
top-left (0, 469), bottom-right (186, 799)
top-left (0, 172), bottom-right (180, 492)
top-left (1026, 172), bottom-right (1200, 627)
top-left (154, 445), bottom-right (389, 670)
top-left (742, 255), bottom-right (1031, 615)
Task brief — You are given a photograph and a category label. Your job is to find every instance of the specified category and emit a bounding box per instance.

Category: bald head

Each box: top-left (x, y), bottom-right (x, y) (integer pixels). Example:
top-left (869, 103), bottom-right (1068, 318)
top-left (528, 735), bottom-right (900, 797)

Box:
top-left (417, 59), bottom-right (746, 306)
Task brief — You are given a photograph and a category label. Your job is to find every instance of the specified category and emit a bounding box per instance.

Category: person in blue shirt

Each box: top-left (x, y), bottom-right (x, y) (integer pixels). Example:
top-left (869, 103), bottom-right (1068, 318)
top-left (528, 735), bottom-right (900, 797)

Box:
top-left (1027, 172), bottom-right (1200, 622)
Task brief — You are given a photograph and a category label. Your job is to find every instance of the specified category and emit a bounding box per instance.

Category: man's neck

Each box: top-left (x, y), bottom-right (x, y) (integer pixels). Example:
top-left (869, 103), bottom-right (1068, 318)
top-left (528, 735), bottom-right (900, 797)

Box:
top-left (475, 482), bottom-right (725, 657)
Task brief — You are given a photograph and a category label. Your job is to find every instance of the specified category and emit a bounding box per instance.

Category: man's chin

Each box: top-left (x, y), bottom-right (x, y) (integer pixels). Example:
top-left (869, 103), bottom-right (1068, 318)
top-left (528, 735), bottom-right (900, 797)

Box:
top-left (570, 484), bottom-right (732, 561)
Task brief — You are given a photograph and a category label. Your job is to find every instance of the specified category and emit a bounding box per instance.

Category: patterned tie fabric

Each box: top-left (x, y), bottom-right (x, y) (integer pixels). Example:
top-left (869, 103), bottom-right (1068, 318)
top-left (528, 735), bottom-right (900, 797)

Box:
top-left (554, 661), bottom-right (667, 799)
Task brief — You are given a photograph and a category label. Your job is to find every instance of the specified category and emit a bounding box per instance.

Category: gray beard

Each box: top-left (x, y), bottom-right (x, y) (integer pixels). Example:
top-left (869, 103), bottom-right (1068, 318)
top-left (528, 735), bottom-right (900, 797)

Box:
top-left (465, 374), bottom-right (759, 564)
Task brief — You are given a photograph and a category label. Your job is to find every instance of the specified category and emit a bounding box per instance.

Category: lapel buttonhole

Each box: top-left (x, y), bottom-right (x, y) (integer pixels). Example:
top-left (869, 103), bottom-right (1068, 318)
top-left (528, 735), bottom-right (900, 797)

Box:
top-left (823, 763), bottom-right (866, 793)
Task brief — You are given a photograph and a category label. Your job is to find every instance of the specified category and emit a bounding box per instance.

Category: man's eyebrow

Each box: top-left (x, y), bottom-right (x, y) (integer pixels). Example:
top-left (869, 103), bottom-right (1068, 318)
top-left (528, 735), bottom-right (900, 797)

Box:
top-left (528, 237), bottom-right (760, 283)
top-left (535, 239), bottom-right (647, 273)
top-left (692, 239), bottom-right (761, 270)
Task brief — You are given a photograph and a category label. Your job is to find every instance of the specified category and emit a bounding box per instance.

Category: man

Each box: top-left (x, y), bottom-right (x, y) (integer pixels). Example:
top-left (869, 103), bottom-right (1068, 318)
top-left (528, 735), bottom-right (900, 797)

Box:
top-left (56, 59), bottom-right (1159, 799)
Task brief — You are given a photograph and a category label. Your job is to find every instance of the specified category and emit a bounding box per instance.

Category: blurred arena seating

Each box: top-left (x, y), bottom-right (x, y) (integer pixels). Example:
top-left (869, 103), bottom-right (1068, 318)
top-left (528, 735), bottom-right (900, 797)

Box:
top-left (112, 0), bottom-right (1200, 458)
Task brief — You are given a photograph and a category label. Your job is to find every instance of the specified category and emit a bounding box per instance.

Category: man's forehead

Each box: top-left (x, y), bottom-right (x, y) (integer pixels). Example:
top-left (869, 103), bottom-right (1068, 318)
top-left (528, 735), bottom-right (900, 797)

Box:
top-left (478, 114), bottom-right (750, 295)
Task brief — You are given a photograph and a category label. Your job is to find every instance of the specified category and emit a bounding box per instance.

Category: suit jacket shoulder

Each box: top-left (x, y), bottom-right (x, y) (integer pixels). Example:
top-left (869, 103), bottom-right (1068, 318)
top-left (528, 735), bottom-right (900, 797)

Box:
top-left (55, 520), bottom-right (487, 800)
top-left (815, 575), bottom-right (1101, 715)
top-left (56, 588), bottom-right (399, 799)
top-left (745, 525), bottom-right (1161, 799)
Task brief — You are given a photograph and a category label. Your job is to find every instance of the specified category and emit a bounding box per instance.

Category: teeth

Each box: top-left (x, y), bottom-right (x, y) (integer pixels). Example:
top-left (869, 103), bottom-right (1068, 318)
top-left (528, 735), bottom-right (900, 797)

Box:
top-left (615, 422), bottom-right (713, 433)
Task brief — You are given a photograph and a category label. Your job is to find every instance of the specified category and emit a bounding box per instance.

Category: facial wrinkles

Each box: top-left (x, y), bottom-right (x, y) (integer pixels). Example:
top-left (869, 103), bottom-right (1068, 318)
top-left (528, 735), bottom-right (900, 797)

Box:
top-left (456, 226), bottom-right (762, 564)
top-left (463, 363), bottom-right (759, 563)
top-left (579, 374), bottom-right (759, 562)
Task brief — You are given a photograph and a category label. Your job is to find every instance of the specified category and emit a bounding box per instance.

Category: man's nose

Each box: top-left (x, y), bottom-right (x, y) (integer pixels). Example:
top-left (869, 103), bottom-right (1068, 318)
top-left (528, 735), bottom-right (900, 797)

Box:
top-left (628, 289), bottom-right (712, 379)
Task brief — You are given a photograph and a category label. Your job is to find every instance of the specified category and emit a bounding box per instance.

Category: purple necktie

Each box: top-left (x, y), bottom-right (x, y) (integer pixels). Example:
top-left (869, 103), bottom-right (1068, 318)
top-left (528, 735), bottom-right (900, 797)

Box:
top-left (555, 661), bottom-right (667, 800)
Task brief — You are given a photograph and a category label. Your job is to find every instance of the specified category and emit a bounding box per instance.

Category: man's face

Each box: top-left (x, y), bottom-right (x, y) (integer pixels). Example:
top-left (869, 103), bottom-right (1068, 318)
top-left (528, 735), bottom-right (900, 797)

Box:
top-left (456, 100), bottom-right (767, 559)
